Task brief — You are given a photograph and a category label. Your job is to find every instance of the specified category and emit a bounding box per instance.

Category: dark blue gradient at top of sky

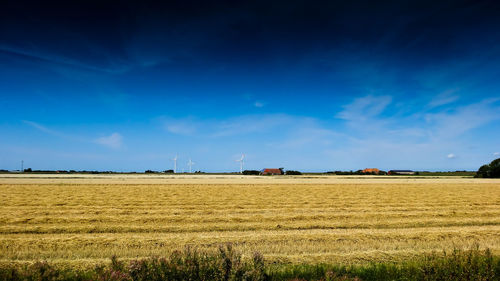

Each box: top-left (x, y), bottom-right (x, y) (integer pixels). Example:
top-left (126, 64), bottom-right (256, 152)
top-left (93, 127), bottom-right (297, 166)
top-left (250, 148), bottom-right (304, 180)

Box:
top-left (2, 0), bottom-right (499, 103)
top-left (0, 0), bottom-right (499, 171)
top-left (2, 1), bottom-right (500, 73)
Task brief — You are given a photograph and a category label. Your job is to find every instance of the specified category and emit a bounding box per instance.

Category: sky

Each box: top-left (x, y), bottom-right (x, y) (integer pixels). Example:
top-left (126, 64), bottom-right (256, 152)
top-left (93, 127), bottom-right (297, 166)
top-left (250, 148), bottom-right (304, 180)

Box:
top-left (1, 0), bottom-right (500, 172)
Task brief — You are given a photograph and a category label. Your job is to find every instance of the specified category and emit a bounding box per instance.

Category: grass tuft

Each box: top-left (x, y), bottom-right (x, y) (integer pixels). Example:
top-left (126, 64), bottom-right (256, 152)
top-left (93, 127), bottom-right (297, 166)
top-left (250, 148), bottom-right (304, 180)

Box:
top-left (0, 246), bottom-right (499, 280)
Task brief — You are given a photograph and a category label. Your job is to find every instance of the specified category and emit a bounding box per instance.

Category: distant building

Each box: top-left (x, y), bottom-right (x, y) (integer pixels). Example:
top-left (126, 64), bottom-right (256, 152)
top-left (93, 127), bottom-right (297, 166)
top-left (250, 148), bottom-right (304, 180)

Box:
top-left (388, 170), bottom-right (415, 175)
top-left (362, 168), bottom-right (380, 174)
top-left (260, 168), bottom-right (283, 175)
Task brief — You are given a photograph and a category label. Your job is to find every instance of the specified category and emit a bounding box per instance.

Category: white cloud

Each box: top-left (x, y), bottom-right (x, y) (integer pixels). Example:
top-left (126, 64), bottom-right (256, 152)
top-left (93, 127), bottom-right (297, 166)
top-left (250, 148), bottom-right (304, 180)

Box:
top-left (254, 101), bottom-right (264, 108)
top-left (212, 114), bottom-right (291, 137)
top-left (280, 126), bottom-right (343, 149)
top-left (163, 114), bottom-right (294, 138)
top-left (23, 120), bottom-right (63, 136)
top-left (165, 120), bottom-right (198, 136)
top-left (94, 133), bottom-right (123, 149)
top-left (428, 89), bottom-right (460, 108)
top-left (23, 120), bottom-right (85, 141)
top-left (153, 95), bottom-right (499, 171)
top-left (336, 96), bottom-right (499, 144)
top-left (494, 152), bottom-right (500, 157)
top-left (424, 98), bottom-right (500, 139)
top-left (0, 45), bottom-right (132, 74)
top-left (25, 120), bottom-right (124, 149)
top-left (336, 95), bottom-right (392, 122)
top-left (323, 95), bottom-right (500, 170)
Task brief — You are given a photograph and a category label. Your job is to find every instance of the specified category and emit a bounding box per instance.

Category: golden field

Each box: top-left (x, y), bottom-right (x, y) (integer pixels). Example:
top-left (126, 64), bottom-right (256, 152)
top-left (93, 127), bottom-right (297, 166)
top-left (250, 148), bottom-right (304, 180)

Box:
top-left (1, 175), bottom-right (499, 267)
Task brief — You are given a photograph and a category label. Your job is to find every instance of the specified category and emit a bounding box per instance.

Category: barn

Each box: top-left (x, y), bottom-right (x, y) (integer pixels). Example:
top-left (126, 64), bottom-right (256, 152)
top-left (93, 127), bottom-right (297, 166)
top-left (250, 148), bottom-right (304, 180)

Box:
top-left (260, 168), bottom-right (283, 175)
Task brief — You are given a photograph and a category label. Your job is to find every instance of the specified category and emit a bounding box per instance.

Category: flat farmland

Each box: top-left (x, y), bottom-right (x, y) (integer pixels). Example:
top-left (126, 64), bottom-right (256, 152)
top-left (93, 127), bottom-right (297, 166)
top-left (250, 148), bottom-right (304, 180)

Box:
top-left (1, 175), bottom-right (500, 268)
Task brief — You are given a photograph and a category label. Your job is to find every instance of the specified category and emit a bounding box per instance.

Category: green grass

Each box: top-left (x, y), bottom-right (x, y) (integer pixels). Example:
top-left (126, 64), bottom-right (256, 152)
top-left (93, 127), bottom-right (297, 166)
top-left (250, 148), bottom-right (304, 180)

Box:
top-left (1, 245), bottom-right (499, 281)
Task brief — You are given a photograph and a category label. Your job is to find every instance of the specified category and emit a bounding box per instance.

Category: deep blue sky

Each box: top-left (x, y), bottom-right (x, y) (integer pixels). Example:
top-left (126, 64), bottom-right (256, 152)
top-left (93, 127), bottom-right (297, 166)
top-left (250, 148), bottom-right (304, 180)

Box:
top-left (1, 0), bottom-right (499, 172)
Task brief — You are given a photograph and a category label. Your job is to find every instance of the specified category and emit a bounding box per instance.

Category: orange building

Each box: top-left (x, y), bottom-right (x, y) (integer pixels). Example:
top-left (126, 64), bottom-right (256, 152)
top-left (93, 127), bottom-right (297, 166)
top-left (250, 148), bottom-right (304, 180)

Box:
top-left (362, 168), bottom-right (380, 174)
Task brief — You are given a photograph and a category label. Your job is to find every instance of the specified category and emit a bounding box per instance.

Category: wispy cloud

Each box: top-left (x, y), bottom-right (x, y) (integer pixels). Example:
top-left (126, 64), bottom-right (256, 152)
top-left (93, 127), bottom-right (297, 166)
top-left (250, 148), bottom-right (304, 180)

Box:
top-left (336, 95), bottom-right (392, 122)
top-left (24, 120), bottom-right (123, 149)
top-left (241, 94), bottom-right (265, 108)
top-left (17, 94), bottom-right (500, 171)
top-left (428, 89), bottom-right (460, 108)
top-left (163, 114), bottom-right (294, 138)
top-left (94, 133), bottom-right (123, 149)
top-left (325, 95), bottom-right (500, 169)
top-left (334, 95), bottom-right (500, 142)
top-left (164, 118), bottom-right (199, 136)
top-left (212, 114), bottom-right (291, 137)
top-left (280, 126), bottom-right (343, 149)
top-left (254, 101), bottom-right (264, 108)
top-left (23, 120), bottom-right (60, 136)
top-left (425, 98), bottom-right (500, 139)
top-left (161, 114), bottom-right (346, 155)
top-left (162, 95), bottom-right (499, 164)
top-left (23, 120), bottom-right (81, 140)
top-left (0, 45), bottom-right (132, 74)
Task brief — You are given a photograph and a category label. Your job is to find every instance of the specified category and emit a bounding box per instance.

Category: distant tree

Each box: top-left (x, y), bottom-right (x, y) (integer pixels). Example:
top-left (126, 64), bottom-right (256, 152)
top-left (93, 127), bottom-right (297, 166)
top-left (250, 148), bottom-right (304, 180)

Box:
top-left (23, 168), bottom-right (32, 172)
top-left (145, 170), bottom-right (157, 174)
top-left (285, 170), bottom-right (302, 175)
top-left (242, 170), bottom-right (260, 175)
top-left (330, 171), bottom-right (352, 175)
top-left (476, 165), bottom-right (490, 178)
top-left (490, 158), bottom-right (500, 178)
top-left (475, 158), bottom-right (500, 178)
top-left (164, 170), bottom-right (174, 174)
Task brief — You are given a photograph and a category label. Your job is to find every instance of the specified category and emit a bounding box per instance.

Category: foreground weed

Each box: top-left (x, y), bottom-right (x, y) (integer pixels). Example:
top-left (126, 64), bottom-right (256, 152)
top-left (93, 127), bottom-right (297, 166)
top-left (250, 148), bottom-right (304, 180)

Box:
top-left (1, 246), bottom-right (498, 281)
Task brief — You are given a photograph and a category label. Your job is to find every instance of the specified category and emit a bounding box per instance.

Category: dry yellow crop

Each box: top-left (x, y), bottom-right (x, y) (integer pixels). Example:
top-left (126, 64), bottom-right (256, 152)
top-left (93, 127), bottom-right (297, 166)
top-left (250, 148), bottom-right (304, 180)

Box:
top-left (1, 175), bottom-right (499, 268)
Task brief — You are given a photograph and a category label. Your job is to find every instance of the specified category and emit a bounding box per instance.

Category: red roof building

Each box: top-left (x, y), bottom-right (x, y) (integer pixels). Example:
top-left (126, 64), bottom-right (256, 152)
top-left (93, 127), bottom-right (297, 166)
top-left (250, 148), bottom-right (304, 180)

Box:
top-left (260, 168), bottom-right (283, 175)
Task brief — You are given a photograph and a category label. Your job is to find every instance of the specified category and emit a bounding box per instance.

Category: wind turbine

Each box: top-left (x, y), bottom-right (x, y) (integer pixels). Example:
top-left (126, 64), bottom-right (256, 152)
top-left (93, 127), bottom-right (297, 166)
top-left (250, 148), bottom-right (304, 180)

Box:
top-left (187, 158), bottom-right (195, 173)
top-left (236, 154), bottom-right (245, 173)
top-left (172, 155), bottom-right (178, 173)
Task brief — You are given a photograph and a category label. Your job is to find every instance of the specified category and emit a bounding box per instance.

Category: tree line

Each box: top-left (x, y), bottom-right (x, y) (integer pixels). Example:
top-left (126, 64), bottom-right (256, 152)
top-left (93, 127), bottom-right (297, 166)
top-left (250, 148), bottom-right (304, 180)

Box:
top-left (475, 158), bottom-right (500, 178)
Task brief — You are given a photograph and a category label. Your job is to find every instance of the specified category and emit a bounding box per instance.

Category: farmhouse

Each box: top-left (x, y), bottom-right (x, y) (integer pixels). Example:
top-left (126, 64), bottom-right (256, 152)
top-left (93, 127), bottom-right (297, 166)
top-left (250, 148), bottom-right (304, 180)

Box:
top-left (388, 170), bottom-right (415, 175)
top-left (260, 168), bottom-right (283, 175)
top-left (362, 168), bottom-right (380, 174)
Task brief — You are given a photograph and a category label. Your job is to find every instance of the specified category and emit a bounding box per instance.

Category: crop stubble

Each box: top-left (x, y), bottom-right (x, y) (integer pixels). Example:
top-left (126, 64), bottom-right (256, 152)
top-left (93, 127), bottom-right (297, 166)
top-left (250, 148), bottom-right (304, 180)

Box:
top-left (0, 177), bottom-right (499, 267)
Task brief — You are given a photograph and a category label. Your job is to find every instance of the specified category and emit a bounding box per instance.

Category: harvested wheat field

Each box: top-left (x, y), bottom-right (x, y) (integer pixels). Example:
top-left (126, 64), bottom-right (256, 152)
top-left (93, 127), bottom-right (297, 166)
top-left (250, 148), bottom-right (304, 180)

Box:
top-left (1, 175), bottom-right (499, 268)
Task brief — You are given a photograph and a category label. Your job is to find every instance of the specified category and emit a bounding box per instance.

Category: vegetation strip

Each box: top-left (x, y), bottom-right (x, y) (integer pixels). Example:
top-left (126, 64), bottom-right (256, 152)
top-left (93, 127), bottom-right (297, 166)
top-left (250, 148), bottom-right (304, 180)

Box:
top-left (1, 246), bottom-right (499, 280)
